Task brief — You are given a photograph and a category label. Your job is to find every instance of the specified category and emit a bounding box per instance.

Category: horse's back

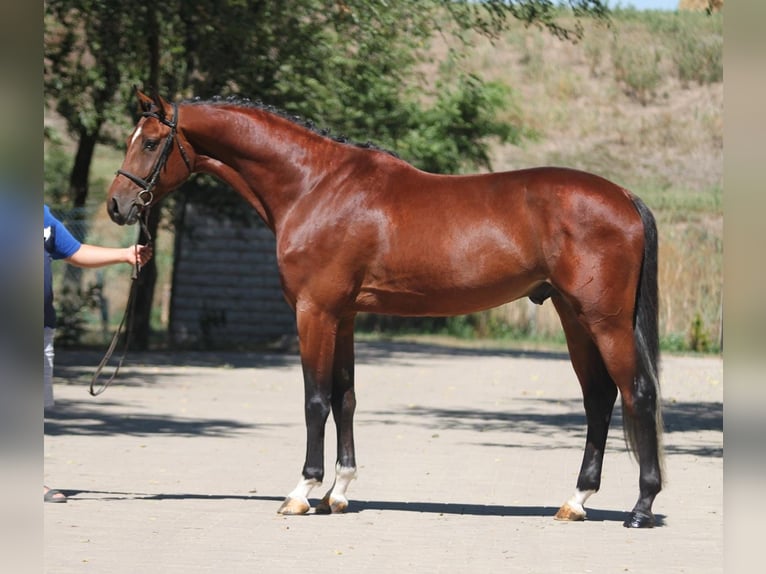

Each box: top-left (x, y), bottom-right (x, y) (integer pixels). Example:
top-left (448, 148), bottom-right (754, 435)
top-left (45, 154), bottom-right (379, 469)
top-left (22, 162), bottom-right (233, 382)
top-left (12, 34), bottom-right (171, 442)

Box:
top-left (374, 162), bottom-right (637, 216)
top-left (372, 164), bottom-right (643, 257)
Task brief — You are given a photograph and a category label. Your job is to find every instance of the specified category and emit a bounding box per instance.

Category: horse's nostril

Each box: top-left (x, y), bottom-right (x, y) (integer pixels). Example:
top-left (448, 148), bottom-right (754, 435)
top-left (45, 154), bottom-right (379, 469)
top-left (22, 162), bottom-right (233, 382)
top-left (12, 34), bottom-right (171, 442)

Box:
top-left (108, 197), bottom-right (122, 222)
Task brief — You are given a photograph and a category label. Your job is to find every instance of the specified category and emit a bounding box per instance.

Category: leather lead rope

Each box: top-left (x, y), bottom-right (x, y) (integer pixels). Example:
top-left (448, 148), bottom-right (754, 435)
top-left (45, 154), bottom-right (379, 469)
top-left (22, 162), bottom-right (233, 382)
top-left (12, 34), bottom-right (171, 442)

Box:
top-left (89, 210), bottom-right (153, 396)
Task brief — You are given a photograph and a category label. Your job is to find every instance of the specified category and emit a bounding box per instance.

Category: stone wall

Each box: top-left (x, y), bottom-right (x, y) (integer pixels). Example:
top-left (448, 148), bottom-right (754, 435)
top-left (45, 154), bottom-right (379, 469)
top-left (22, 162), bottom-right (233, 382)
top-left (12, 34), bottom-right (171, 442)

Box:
top-left (169, 200), bottom-right (295, 348)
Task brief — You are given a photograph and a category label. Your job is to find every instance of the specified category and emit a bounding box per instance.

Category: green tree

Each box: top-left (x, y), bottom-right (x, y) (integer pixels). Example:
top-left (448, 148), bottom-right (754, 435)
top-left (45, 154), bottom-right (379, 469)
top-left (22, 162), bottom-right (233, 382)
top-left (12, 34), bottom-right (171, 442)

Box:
top-left (46, 1), bottom-right (139, 207)
top-left (45, 1), bottom-right (179, 348)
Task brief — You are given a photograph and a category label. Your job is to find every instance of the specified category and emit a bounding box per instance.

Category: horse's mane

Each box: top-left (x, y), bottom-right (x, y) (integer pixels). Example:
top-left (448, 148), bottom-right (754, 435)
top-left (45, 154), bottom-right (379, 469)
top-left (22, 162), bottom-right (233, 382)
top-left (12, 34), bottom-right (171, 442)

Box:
top-left (185, 95), bottom-right (399, 158)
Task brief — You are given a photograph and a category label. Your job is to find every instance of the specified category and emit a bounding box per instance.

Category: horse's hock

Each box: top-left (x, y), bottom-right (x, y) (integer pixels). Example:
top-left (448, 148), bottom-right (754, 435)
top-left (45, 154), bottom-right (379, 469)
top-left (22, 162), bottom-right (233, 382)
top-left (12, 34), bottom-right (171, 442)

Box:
top-left (169, 199), bottom-right (296, 348)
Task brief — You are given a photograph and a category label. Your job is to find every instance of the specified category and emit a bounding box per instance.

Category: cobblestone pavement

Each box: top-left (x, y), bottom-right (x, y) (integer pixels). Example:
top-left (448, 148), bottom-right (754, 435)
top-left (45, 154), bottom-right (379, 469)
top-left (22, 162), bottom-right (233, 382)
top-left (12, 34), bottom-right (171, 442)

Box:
top-left (44, 342), bottom-right (723, 573)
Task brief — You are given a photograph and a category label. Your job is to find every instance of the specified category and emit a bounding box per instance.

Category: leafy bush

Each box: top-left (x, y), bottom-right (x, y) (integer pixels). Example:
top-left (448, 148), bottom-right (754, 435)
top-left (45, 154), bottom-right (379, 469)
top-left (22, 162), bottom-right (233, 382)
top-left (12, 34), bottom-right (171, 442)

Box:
top-left (611, 38), bottom-right (662, 105)
top-left (688, 312), bottom-right (714, 353)
top-left (583, 33), bottom-right (606, 77)
top-left (53, 280), bottom-right (104, 346)
top-left (673, 31), bottom-right (723, 87)
top-left (399, 74), bottom-right (524, 174)
top-left (44, 139), bottom-right (72, 205)
top-left (660, 332), bottom-right (687, 354)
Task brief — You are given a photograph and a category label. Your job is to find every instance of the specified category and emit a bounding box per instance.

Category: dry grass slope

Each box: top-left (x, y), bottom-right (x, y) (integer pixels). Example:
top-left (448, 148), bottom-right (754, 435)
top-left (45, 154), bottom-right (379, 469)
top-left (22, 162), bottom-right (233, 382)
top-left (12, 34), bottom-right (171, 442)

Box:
top-left (452, 10), bottom-right (723, 350)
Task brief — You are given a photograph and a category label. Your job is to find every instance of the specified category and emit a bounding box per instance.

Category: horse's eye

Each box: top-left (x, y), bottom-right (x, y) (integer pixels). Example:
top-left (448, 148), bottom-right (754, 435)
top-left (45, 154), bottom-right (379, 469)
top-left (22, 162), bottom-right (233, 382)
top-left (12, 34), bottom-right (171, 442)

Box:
top-left (143, 140), bottom-right (159, 152)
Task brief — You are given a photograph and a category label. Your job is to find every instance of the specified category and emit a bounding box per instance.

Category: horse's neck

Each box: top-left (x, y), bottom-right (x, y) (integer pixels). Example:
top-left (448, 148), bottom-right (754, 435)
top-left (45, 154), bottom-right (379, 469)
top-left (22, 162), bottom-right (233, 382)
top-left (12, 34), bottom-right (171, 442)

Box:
top-left (193, 155), bottom-right (276, 230)
top-left (184, 105), bottom-right (322, 230)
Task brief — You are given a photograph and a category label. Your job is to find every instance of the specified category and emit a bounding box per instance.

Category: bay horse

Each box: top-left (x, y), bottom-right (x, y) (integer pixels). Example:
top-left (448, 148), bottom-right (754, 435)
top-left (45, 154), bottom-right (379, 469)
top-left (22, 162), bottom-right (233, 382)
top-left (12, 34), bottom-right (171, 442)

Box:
top-left (107, 91), bottom-right (664, 528)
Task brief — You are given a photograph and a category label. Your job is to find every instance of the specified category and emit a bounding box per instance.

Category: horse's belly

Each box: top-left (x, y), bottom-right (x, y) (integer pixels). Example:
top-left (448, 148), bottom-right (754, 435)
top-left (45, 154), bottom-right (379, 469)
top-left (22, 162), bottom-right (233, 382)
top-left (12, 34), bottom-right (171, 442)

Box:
top-left (352, 211), bottom-right (545, 315)
top-left (355, 273), bottom-right (542, 317)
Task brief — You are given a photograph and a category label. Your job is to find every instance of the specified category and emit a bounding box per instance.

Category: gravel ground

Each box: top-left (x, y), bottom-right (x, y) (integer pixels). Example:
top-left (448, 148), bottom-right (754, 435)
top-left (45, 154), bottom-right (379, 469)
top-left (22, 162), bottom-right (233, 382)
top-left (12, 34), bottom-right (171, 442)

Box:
top-left (44, 342), bottom-right (723, 573)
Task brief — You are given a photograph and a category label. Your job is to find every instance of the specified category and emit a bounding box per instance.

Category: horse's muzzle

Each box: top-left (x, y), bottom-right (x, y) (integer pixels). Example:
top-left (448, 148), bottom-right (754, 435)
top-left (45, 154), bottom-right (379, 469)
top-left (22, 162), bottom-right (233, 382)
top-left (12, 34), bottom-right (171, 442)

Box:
top-left (108, 197), bottom-right (140, 226)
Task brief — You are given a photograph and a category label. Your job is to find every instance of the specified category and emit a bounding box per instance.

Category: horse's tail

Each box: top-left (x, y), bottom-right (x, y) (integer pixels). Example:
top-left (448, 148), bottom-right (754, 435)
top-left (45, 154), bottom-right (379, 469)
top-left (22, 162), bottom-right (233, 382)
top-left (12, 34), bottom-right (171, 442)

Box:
top-left (623, 195), bottom-right (664, 482)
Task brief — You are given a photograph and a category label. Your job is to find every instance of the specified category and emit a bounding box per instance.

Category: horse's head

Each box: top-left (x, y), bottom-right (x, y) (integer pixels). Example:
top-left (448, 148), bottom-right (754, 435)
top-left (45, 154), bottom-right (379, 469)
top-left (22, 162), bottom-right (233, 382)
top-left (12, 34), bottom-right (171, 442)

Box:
top-left (107, 89), bottom-right (194, 225)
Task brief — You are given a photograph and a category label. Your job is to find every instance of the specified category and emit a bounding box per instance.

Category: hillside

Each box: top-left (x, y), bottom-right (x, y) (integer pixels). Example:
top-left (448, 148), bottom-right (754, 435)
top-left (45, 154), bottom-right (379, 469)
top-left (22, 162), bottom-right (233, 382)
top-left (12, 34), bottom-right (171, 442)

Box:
top-left (434, 8), bottom-right (723, 348)
top-left (467, 11), bottom-right (722, 201)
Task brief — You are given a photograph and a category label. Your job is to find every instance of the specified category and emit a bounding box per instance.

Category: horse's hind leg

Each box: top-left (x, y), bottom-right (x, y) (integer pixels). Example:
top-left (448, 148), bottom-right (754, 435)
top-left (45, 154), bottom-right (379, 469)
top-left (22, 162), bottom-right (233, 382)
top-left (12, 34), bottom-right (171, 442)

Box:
top-left (594, 327), bottom-right (662, 528)
top-left (603, 332), bottom-right (663, 528)
top-left (316, 316), bottom-right (358, 514)
top-left (572, 305), bottom-right (663, 528)
top-left (552, 295), bottom-right (618, 522)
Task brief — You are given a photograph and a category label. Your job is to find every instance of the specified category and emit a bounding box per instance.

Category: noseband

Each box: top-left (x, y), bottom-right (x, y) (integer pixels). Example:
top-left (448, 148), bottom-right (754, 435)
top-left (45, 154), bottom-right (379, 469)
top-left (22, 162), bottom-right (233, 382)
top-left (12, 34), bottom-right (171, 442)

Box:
top-left (116, 102), bottom-right (193, 211)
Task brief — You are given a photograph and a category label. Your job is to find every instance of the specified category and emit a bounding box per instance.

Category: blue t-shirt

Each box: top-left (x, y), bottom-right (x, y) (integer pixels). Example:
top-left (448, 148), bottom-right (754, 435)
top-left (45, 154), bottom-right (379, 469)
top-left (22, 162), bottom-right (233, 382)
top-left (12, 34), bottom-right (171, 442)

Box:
top-left (44, 205), bottom-right (81, 328)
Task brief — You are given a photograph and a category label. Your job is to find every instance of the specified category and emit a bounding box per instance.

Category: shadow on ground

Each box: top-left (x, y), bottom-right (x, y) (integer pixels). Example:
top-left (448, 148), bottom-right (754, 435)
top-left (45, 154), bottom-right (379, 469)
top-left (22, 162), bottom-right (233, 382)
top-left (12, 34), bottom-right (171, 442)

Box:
top-left (368, 398), bottom-right (722, 458)
top-left (49, 343), bottom-right (721, 458)
top-left (43, 397), bottom-right (280, 437)
top-left (55, 488), bottom-right (663, 525)
top-left (55, 339), bottom-right (569, 371)
top-left (45, 395), bottom-right (721, 459)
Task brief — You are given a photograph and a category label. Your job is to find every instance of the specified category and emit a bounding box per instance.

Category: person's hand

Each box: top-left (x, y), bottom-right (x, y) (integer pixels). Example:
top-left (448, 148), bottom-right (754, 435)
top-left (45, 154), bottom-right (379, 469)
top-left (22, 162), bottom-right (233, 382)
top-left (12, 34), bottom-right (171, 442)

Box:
top-left (127, 243), bottom-right (153, 267)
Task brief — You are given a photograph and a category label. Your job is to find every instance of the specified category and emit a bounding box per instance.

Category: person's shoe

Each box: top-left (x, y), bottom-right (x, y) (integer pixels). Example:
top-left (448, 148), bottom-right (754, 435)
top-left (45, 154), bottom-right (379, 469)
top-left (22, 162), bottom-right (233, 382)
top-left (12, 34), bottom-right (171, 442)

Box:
top-left (44, 487), bottom-right (67, 503)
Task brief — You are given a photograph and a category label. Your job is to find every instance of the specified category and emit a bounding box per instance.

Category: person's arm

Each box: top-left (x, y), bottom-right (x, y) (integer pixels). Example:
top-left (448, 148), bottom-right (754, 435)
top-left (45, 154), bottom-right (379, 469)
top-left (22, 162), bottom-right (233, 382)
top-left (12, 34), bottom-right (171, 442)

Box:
top-left (65, 243), bottom-right (153, 269)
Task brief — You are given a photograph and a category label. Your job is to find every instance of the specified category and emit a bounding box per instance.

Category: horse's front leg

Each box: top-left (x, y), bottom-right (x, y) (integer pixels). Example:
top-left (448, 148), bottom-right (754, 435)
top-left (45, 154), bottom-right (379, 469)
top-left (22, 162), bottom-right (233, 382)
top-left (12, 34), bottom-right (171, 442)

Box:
top-left (316, 316), bottom-right (357, 514)
top-left (277, 307), bottom-right (338, 515)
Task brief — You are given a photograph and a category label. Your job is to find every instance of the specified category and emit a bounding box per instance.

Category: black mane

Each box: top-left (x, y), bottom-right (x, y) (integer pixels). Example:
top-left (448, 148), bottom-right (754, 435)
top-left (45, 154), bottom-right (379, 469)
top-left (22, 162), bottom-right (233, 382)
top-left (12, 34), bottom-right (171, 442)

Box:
top-left (185, 95), bottom-right (399, 158)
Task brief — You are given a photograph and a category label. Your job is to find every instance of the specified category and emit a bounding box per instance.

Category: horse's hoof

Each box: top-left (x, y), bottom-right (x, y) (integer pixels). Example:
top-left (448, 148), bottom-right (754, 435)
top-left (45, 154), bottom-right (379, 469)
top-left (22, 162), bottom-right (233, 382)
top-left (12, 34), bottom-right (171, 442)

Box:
top-left (623, 510), bottom-right (655, 528)
top-left (554, 501), bottom-right (587, 521)
top-left (277, 497), bottom-right (311, 515)
top-left (315, 494), bottom-right (348, 514)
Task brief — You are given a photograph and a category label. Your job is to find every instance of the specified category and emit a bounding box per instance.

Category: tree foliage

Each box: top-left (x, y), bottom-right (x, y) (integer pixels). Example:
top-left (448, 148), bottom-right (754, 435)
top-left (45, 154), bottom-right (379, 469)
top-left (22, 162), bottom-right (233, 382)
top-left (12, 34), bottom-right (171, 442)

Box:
top-left (446, 0), bottom-right (609, 41)
top-left (45, 0), bottom-right (610, 175)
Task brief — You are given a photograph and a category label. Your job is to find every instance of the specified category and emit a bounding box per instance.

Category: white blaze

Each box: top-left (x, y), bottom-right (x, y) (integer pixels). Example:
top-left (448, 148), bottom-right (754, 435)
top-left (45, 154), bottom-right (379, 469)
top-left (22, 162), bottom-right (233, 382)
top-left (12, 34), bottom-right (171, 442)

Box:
top-left (130, 125), bottom-right (143, 147)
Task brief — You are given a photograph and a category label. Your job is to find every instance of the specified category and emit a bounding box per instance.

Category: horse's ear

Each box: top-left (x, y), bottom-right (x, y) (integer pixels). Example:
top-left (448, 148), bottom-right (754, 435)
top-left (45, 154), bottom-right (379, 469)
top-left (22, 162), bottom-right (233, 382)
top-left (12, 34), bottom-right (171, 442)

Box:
top-left (151, 90), bottom-right (172, 121)
top-left (152, 90), bottom-right (166, 119)
top-left (136, 88), bottom-right (154, 114)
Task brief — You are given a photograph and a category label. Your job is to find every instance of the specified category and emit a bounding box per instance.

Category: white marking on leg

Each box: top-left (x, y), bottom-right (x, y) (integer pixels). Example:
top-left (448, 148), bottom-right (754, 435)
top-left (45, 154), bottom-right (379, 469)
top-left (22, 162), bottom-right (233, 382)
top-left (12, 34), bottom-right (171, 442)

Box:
top-left (566, 489), bottom-right (596, 516)
top-left (328, 463), bottom-right (357, 502)
top-left (317, 463), bottom-right (357, 513)
top-left (286, 477), bottom-right (321, 502)
top-left (129, 125), bottom-right (143, 147)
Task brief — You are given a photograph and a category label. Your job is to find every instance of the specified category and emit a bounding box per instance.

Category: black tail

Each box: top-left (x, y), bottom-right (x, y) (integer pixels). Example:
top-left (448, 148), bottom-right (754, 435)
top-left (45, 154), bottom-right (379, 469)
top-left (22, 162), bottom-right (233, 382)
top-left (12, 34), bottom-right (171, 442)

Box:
top-left (623, 195), bottom-right (664, 480)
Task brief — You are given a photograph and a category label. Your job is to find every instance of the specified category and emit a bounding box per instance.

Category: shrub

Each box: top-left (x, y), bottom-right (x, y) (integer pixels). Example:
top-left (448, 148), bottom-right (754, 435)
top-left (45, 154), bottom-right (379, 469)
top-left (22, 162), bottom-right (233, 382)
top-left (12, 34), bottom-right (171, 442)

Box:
top-left (673, 31), bottom-right (723, 87)
top-left (611, 38), bottom-right (662, 105)
top-left (399, 74), bottom-right (524, 174)
top-left (583, 33), bottom-right (606, 77)
top-left (688, 312), bottom-right (713, 353)
top-left (44, 140), bottom-right (72, 205)
top-left (54, 281), bottom-right (104, 346)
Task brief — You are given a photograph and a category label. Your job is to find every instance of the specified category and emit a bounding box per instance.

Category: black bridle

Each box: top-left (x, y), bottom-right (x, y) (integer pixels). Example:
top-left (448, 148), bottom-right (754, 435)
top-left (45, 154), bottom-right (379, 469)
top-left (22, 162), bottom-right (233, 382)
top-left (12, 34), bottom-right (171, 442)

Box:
top-left (116, 102), bottom-right (193, 211)
top-left (90, 102), bottom-right (193, 397)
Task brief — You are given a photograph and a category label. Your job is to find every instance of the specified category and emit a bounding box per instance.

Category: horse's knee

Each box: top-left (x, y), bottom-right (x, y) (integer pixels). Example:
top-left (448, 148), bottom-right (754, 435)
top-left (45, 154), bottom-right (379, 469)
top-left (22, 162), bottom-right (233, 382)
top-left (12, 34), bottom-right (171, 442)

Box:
top-left (306, 393), bottom-right (332, 421)
top-left (332, 386), bottom-right (356, 414)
